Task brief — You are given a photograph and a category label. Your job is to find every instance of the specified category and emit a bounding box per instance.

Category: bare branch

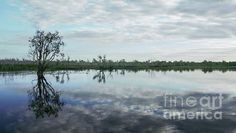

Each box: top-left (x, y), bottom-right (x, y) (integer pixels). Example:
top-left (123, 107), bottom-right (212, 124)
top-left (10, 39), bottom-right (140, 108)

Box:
top-left (28, 30), bottom-right (64, 73)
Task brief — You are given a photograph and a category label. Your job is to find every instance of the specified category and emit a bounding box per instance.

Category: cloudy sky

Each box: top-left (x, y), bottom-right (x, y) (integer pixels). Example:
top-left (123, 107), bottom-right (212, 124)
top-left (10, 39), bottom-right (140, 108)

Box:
top-left (0, 0), bottom-right (236, 61)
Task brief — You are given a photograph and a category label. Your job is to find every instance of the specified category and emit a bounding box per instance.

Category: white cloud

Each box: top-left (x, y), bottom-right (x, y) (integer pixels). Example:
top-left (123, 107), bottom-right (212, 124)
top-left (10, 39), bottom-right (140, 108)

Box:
top-left (8, 0), bottom-right (236, 60)
top-left (18, 0), bottom-right (87, 28)
top-left (13, 0), bottom-right (236, 40)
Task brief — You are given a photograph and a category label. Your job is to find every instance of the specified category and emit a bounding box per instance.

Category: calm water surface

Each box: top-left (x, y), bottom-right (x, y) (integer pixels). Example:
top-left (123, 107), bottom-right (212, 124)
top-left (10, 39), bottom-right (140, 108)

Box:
top-left (0, 70), bottom-right (236, 133)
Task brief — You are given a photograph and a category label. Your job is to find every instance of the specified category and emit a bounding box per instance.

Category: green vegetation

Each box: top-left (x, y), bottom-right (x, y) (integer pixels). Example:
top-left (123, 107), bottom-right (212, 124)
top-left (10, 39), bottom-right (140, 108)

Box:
top-left (0, 57), bottom-right (236, 72)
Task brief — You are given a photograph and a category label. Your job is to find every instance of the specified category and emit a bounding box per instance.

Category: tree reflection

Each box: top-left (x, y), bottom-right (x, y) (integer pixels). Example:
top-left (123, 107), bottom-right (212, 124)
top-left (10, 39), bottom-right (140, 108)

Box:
top-left (93, 70), bottom-right (106, 83)
top-left (93, 70), bottom-right (126, 83)
top-left (51, 70), bottom-right (70, 84)
top-left (28, 74), bottom-right (63, 118)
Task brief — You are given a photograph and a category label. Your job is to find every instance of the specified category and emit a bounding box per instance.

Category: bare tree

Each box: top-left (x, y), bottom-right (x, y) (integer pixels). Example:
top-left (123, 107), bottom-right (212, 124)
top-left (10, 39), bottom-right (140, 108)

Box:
top-left (29, 30), bottom-right (64, 75)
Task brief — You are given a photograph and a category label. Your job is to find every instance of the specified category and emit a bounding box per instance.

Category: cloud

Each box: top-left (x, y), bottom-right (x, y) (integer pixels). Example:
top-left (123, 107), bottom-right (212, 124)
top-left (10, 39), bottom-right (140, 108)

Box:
top-left (15, 0), bottom-right (86, 28)
top-left (175, 0), bottom-right (236, 16)
top-left (7, 0), bottom-right (236, 60)
top-left (10, 0), bottom-right (235, 40)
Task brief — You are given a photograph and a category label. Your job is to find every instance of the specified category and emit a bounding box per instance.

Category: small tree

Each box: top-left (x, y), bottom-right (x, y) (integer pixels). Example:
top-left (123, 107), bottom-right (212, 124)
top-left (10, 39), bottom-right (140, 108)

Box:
top-left (29, 30), bottom-right (64, 75)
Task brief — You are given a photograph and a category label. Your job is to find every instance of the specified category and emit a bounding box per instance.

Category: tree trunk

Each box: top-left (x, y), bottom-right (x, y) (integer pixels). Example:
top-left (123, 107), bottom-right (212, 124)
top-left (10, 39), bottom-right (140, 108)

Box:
top-left (37, 60), bottom-right (45, 76)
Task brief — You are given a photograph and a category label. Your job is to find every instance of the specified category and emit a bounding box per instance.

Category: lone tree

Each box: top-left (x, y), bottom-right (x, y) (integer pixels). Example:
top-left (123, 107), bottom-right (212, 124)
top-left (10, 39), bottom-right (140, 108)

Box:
top-left (29, 30), bottom-right (64, 75)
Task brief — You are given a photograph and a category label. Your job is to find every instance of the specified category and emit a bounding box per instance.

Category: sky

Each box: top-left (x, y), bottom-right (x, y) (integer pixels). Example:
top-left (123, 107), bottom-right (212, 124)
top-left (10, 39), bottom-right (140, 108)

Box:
top-left (0, 0), bottom-right (236, 61)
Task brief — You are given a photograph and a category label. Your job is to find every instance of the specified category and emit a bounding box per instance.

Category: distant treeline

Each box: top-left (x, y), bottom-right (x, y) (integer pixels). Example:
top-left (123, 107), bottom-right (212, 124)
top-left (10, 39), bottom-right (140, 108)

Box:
top-left (0, 57), bottom-right (236, 72)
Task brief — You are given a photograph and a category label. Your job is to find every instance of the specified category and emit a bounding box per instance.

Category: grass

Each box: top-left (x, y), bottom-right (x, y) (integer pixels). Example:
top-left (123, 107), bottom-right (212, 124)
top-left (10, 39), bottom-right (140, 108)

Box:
top-left (0, 62), bottom-right (236, 73)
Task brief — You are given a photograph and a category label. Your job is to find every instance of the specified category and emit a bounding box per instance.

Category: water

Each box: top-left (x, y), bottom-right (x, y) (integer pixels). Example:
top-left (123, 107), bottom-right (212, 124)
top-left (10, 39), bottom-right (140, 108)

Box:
top-left (0, 70), bottom-right (236, 133)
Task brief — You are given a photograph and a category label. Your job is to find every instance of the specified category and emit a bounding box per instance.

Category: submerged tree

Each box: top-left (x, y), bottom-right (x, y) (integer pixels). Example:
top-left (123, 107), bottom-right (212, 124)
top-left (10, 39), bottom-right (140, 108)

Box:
top-left (29, 30), bottom-right (64, 75)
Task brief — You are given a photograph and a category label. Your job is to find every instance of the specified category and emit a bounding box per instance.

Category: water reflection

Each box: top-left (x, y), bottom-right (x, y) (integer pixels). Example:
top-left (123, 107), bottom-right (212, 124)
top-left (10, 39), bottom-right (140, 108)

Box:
top-left (93, 70), bottom-right (106, 83)
top-left (51, 70), bottom-right (70, 84)
top-left (0, 68), bottom-right (234, 83)
top-left (1, 70), bottom-right (236, 132)
top-left (92, 69), bottom-right (125, 83)
top-left (28, 74), bottom-right (64, 118)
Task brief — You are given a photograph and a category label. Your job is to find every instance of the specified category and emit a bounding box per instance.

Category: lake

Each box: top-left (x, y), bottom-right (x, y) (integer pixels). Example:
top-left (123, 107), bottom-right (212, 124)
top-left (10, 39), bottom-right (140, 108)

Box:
top-left (0, 70), bottom-right (236, 133)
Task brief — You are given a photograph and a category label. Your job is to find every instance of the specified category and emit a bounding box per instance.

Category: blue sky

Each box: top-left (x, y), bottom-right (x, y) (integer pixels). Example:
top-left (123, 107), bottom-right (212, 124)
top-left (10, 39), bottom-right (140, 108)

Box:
top-left (0, 0), bottom-right (236, 61)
